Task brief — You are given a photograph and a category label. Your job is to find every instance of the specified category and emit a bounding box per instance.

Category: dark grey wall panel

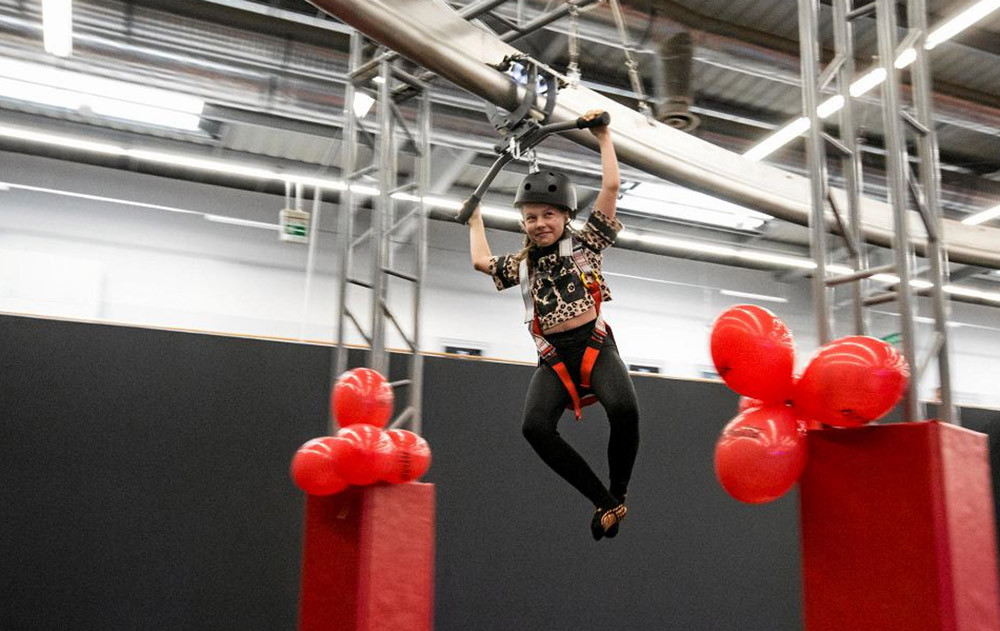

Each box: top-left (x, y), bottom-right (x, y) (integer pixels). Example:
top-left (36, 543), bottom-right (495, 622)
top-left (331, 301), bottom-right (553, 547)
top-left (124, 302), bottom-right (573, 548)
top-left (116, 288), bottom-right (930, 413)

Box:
top-left (3, 314), bottom-right (997, 631)
top-left (0, 316), bottom-right (329, 630)
top-left (421, 355), bottom-right (802, 631)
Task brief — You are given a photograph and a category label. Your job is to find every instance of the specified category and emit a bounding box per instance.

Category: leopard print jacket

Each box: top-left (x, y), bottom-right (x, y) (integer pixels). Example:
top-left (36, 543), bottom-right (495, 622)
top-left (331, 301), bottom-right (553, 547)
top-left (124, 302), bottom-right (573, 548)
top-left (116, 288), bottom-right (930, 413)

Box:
top-left (488, 207), bottom-right (623, 331)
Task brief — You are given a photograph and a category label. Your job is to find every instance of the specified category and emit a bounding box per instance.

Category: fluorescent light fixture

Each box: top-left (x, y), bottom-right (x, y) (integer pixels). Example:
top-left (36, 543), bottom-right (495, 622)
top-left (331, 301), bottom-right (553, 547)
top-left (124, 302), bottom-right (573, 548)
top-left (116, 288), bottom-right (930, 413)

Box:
top-left (353, 92), bottom-right (375, 118)
top-left (204, 214), bottom-right (279, 230)
top-left (871, 273), bottom-right (903, 284)
top-left (0, 123), bottom-right (124, 154)
top-left (849, 68), bottom-right (887, 97)
top-left (745, 69), bottom-right (892, 161)
top-left (719, 289), bottom-right (789, 303)
top-left (423, 195), bottom-right (463, 211)
top-left (746, 0), bottom-right (1000, 162)
top-left (284, 175), bottom-right (346, 190)
top-left (737, 250), bottom-right (817, 269)
top-left (744, 117), bottom-right (809, 161)
top-left (0, 59), bottom-right (203, 130)
top-left (0, 124), bottom-right (357, 193)
top-left (391, 192), bottom-right (422, 203)
top-left (894, 48), bottom-right (917, 69)
top-left (925, 0), bottom-right (1000, 50)
top-left (619, 230), bottom-right (741, 257)
top-left (618, 182), bottom-right (771, 231)
top-left (87, 99), bottom-right (201, 131)
top-left (873, 310), bottom-right (967, 328)
top-left (480, 206), bottom-right (522, 221)
top-left (349, 184), bottom-right (380, 196)
top-left (1, 60), bottom-right (203, 113)
top-left (816, 95), bottom-right (845, 118)
top-left (127, 149), bottom-right (277, 179)
top-left (0, 181), bottom-right (202, 215)
top-left (5, 179), bottom-right (289, 232)
top-left (961, 204), bottom-right (1000, 225)
top-left (42, 0), bottom-right (72, 57)
top-left (912, 315), bottom-right (962, 327)
top-left (870, 273), bottom-right (935, 289)
top-left (9, 121), bottom-right (989, 288)
top-left (826, 264), bottom-right (855, 274)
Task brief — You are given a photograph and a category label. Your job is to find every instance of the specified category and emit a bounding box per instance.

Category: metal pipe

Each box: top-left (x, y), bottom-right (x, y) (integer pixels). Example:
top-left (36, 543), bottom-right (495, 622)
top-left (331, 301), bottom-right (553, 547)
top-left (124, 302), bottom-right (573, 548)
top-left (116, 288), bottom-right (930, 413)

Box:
top-left (348, 0), bottom-right (513, 79)
top-left (825, 263), bottom-right (897, 287)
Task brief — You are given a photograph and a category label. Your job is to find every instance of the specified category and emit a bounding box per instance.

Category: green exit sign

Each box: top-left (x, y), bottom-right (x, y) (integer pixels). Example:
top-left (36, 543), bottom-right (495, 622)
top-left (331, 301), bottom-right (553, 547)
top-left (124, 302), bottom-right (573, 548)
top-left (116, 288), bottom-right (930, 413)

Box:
top-left (881, 332), bottom-right (902, 344)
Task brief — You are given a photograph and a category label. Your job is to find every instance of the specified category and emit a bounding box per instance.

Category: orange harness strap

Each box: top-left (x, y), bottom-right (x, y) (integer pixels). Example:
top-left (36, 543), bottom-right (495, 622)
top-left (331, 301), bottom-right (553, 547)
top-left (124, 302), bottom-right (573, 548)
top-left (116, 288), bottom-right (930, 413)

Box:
top-left (525, 244), bottom-right (609, 420)
top-left (578, 278), bottom-right (605, 390)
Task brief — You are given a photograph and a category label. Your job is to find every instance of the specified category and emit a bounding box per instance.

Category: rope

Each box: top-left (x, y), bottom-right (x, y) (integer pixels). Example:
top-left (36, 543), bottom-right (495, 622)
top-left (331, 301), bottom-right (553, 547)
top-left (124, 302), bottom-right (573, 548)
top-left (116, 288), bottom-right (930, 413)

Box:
top-left (566, 5), bottom-right (581, 85)
top-left (605, 0), bottom-right (652, 117)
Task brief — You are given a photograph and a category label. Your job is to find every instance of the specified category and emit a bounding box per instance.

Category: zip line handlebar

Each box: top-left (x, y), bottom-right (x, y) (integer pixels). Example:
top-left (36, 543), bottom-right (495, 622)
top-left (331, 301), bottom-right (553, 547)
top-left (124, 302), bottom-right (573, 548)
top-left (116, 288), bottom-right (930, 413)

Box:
top-left (456, 111), bottom-right (609, 224)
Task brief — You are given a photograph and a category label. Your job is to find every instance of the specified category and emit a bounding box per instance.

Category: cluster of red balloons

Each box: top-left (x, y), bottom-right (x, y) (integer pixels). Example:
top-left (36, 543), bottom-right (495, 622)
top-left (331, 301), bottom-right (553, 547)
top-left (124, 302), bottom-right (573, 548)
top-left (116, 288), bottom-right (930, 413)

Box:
top-left (290, 368), bottom-right (432, 496)
top-left (709, 305), bottom-right (909, 504)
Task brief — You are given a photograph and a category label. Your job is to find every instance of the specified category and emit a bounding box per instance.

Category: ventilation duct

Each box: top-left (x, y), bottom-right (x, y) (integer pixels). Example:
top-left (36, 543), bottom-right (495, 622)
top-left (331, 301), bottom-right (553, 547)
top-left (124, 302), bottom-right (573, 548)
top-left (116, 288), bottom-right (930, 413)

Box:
top-left (653, 31), bottom-right (699, 131)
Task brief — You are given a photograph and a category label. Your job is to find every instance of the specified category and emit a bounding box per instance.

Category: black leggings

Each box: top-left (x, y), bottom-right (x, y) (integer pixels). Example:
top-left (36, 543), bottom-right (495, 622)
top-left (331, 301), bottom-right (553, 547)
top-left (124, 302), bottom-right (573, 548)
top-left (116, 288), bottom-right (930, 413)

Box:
top-left (521, 321), bottom-right (641, 509)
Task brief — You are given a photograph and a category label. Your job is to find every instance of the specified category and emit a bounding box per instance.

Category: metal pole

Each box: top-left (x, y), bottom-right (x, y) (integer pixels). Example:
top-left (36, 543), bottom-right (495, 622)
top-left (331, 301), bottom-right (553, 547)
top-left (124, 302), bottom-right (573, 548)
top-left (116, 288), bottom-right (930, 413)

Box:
top-left (876, 0), bottom-right (921, 422)
top-left (299, 186), bottom-right (322, 341)
top-left (410, 86), bottom-right (431, 435)
top-left (500, 0), bottom-right (599, 43)
top-left (908, 0), bottom-right (957, 424)
top-left (334, 32), bottom-right (363, 389)
top-left (371, 58), bottom-right (393, 375)
top-left (831, 0), bottom-right (867, 336)
top-left (798, 0), bottom-right (832, 344)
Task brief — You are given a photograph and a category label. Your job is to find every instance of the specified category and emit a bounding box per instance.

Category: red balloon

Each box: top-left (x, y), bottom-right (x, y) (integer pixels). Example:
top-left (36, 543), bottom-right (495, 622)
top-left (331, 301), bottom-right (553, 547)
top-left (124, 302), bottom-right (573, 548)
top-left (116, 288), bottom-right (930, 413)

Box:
top-left (381, 429), bottom-right (432, 484)
top-left (794, 336), bottom-right (909, 427)
top-left (290, 437), bottom-right (349, 496)
top-left (737, 396), bottom-right (764, 413)
top-left (710, 305), bottom-right (796, 403)
top-left (332, 368), bottom-right (394, 428)
top-left (331, 424), bottom-right (393, 486)
top-left (714, 405), bottom-right (808, 504)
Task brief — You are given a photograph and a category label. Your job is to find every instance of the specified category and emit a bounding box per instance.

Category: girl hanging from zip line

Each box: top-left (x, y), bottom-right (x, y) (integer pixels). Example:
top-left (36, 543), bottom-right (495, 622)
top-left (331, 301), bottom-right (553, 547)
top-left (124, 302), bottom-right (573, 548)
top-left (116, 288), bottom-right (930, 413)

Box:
top-left (467, 110), bottom-right (640, 540)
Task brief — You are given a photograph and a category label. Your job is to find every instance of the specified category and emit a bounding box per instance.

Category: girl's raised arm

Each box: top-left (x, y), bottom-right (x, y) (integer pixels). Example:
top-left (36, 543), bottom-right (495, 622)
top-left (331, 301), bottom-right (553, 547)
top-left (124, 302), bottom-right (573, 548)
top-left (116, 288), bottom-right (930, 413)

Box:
top-left (468, 204), bottom-right (494, 274)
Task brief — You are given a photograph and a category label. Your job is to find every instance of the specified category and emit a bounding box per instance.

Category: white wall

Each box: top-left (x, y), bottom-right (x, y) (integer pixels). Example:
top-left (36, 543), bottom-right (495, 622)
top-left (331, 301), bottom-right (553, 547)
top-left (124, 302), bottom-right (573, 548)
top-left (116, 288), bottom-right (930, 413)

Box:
top-left (3, 151), bottom-right (999, 409)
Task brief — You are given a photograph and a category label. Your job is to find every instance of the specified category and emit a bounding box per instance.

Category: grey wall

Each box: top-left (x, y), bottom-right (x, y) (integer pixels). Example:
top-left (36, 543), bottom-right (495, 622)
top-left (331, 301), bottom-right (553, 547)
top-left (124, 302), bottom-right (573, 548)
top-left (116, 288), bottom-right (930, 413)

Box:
top-left (5, 150), bottom-right (1000, 407)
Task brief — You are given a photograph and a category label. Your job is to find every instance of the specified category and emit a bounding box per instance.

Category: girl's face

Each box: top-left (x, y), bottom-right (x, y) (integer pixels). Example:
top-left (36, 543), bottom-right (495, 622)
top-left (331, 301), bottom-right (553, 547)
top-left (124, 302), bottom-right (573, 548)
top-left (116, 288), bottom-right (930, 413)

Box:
top-left (521, 203), bottom-right (569, 247)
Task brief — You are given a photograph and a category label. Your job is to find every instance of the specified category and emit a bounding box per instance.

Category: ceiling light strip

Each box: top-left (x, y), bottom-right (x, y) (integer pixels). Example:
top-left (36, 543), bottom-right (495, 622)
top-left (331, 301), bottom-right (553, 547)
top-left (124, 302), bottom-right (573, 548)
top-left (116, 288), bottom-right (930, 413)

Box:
top-left (745, 0), bottom-right (1000, 161)
top-left (961, 204), bottom-right (1000, 225)
top-left (719, 289), bottom-right (789, 303)
top-left (41, 0), bottom-right (73, 57)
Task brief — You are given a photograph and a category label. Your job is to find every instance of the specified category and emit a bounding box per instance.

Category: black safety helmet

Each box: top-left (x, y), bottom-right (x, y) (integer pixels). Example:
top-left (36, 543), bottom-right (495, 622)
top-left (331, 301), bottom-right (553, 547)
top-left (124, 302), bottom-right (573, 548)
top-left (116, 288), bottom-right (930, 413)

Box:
top-left (514, 170), bottom-right (577, 217)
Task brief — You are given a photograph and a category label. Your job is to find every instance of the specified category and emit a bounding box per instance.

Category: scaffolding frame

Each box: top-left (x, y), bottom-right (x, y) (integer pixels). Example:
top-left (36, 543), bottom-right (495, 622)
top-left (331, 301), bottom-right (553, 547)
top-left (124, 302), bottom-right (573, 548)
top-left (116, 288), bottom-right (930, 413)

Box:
top-left (797, 0), bottom-right (957, 424)
top-left (333, 32), bottom-right (431, 434)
